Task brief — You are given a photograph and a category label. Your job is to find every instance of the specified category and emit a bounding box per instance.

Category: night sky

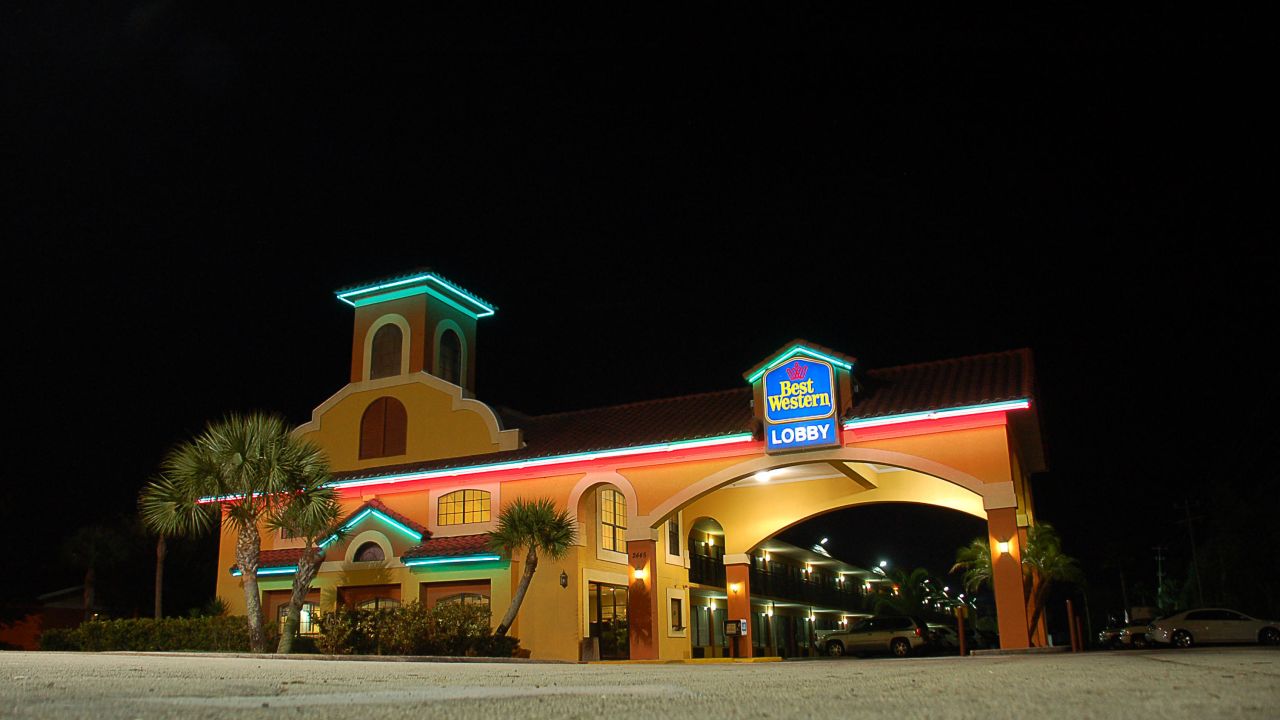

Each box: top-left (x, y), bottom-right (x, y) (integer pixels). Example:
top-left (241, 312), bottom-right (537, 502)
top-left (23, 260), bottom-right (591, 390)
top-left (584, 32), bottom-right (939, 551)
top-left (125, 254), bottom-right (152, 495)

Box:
top-left (5, 6), bottom-right (1274, 620)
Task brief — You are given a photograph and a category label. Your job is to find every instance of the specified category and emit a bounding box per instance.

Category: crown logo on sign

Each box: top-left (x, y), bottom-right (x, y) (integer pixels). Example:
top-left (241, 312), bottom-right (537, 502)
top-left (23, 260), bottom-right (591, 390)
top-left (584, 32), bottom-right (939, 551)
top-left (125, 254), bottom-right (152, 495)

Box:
top-left (785, 361), bottom-right (808, 381)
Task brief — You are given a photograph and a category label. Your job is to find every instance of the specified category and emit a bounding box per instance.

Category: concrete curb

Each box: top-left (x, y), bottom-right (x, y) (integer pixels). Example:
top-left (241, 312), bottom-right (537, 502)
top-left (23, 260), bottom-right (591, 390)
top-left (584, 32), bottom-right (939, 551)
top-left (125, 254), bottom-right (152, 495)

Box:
top-left (101, 651), bottom-right (571, 664)
top-left (970, 646), bottom-right (1071, 657)
top-left (589, 657), bottom-right (782, 665)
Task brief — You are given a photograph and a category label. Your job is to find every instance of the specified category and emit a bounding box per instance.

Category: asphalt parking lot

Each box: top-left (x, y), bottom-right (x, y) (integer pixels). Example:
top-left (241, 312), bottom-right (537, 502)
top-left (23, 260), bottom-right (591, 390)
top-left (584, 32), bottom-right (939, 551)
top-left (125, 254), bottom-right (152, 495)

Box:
top-left (2, 647), bottom-right (1277, 719)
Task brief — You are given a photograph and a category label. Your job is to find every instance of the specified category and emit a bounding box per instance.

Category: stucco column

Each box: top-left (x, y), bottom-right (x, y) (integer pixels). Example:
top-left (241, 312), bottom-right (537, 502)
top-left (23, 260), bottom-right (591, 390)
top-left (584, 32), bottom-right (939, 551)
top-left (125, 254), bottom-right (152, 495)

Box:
top-left (626, 538), bottom-right (660, 660)
top-left (724, 554), bottom-right (753, 658)
top-left (987, 507), bottom-right (1030, 649)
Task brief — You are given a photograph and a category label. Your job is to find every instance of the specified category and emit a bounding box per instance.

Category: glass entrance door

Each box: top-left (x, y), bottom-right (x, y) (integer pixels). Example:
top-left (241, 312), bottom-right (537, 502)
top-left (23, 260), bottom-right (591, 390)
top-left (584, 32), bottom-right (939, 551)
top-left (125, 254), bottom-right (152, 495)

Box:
top-left (588, 582), bottom-right (629, 660)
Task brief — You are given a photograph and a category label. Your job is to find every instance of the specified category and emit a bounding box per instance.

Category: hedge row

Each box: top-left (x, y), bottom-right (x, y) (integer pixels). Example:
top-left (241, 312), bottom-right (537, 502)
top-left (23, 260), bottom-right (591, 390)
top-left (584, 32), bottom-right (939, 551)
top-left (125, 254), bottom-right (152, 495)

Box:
top-left (41, 616), bottom-right (257, 652)
top-left (315, 603), bottom-right (519, 657)
top-left (39, 604), bottom-right (519, 658)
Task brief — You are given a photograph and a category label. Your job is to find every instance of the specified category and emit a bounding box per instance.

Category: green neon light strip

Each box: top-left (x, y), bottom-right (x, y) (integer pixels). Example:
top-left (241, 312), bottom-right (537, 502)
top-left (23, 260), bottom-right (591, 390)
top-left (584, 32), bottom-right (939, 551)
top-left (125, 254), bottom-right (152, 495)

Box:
top-left (746, 345), bottom-right (854, 384)
top-left (842, 399), bottom-right (1030, 430)
top-left (403, 554), bottom-right (501, 567)
top-left (330, 432), bottom-right (755, 491)
top-left (230, 566), bottom-right (297, 577)
top-left (335, 273), bottom-right (495, 318)
top-left (319, 507), bottom-right (424, 548)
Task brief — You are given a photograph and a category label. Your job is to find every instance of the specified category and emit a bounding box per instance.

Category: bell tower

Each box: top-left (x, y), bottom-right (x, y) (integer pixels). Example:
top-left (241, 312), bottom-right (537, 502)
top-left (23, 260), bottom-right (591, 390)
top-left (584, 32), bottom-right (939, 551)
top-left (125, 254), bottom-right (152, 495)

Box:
top-left (334, 269), bottom-right (496, 394)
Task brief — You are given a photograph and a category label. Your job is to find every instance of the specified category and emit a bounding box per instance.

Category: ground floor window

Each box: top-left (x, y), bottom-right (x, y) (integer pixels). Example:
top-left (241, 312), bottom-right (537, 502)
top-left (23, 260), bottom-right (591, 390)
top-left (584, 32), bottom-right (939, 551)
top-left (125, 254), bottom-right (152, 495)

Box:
top-left (337, 584), bottom-right (402, 610)
top-left (420, 580), bottom-right (491, 610)
top-left (690, 603), bottom-right (728, 657)
top-left (277, 602), bottom-right (320, 635)
top-left (588, 581), bottom-right (629, 660)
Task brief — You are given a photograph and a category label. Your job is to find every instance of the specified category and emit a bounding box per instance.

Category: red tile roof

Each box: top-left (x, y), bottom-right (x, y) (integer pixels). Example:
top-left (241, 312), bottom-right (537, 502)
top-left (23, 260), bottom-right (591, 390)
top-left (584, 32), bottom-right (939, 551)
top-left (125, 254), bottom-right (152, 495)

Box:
top-left (401, 534), bottom-right (494, 560)
top-left (332, 348), bottom-right (1034, 482)
top-left (256, 548), bottom-right (305, 567)
top-left (855, 349), bottom-right (1034, 419)
top-left (355, 498), bottom-right (430, 538)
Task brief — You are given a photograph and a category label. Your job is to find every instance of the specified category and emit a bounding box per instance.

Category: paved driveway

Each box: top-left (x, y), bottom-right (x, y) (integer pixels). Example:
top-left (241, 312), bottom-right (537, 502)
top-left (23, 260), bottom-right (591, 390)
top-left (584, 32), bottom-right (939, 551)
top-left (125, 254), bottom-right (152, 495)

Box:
top-left (2, 647), bottom-right (1277, 719)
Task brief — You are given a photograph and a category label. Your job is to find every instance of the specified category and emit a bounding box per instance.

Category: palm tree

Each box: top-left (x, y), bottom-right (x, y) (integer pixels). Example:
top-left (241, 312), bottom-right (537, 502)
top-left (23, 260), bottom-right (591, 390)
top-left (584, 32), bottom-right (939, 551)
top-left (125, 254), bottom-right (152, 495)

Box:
top-left (951, 524), bottom-right (1082, 642)
top-left (874, 567), bottom-right (934, 616)
top-left (951, 538), bottom-right (993, 595)
top-left (488, 497), bottom-right (577, 638)
top-left (161, 413), bottom-right (331, 652)
top-left (1022, 523), bottom-right (1083, 636)
top-left (267, 484), bottom-right (339, 653)
top-left (139, 474), bottom-right (218, 619)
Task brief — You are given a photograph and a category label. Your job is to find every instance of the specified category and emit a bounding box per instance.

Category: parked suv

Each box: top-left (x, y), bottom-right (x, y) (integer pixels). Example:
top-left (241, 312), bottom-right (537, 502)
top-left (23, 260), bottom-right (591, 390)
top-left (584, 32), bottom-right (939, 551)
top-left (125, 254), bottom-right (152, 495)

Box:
top-left (823, 616), bottom-right (929, 657)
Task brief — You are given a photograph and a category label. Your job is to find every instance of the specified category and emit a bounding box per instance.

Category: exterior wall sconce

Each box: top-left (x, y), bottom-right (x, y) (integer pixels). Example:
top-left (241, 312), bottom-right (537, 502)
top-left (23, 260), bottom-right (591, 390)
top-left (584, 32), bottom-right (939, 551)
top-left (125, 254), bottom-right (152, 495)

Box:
top-left (559, 570), bottom-right (568, 588)
top-left (996, 540), bottom-right (1011, 555)
top-left (633, 567), bottom-right (648, 581)
top-left (729, 582), bottom-right (742, 594)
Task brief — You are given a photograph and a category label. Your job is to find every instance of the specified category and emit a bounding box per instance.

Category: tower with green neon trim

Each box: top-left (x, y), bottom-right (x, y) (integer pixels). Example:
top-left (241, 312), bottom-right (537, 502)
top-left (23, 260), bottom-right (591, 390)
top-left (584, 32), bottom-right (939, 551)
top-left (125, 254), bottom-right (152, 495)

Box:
top-left (335, 269), bottom-right (496, 393)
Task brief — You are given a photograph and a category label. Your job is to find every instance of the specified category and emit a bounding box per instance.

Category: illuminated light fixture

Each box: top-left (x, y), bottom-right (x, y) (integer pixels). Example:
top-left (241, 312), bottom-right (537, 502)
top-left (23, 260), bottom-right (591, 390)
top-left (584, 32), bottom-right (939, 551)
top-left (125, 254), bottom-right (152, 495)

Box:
top-left (317, 432), bottom-right (756, 496)
top-left (836, 576), bottom-right (843, 584)
top-left (763, 551), bottom-right (771, 562)
top-left (746, 345), bottom-right (854, 384)
top-left (335, 273), bottom-right (496, 319)
top-left (402, 553), bottom-right (500, 567)
top-left (706, 536), bottom-right (715, 547)
top-left (766, 604), bottom-right (774, 617)
top-left (229, 566), bottom-right (297, 577)
top-left (843, 399), bottom-right (1031, 431)
top-left (319, 507), bottom-right (423, 547)
top-left (879, 560), bottom-right (888, 568)
top-left (559, 571), bottom-right (568, 588)
top-left (804, 563), bottom-right (812, 574)
top-left (633, 567), bottom-right (648, 581)
top-left (943, 586), bottom-right (950, 592)
top-left (819, 537), bottom-right (828, 545)
top-left (729, 582), bottom-right (742, 594)
top-left (996, 540), bottom-right (1011, 555)
top-left (754, 471), bottom-right (772, 483)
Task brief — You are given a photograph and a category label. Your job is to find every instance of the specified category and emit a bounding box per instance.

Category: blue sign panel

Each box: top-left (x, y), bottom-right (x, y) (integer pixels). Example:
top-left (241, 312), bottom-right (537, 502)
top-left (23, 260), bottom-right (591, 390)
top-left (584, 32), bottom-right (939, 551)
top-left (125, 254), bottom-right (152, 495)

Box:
top-left (763, 358), bottom-right (841, 454)
top-left (766, 417), bottom-right (839, 453)
top-left (763, 359), bottom-right (837, 423)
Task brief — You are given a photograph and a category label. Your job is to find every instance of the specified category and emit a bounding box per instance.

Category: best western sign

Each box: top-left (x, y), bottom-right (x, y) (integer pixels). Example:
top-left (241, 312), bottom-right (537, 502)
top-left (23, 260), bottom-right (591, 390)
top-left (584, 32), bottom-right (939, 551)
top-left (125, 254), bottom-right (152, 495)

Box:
top-left (763, 358), bottom-right (840, 454)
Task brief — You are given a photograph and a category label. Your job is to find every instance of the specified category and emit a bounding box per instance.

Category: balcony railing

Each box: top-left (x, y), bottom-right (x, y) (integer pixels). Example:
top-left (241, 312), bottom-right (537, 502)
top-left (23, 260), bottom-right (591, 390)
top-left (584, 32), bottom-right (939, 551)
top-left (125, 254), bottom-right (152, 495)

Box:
top-left (687, 552), bottom-right (867, 613)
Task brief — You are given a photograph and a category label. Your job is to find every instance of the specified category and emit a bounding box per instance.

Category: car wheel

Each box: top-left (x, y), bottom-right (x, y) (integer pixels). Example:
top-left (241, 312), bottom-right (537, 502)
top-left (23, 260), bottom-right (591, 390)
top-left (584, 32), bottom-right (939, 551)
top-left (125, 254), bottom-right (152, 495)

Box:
top-left (826, 641), bottom-right (845, 657)
top-left (1260, 627), bottom-right (1280, 646)
top-left (890, 638), bottom-right (911, 657)
top-left (1171, 630), bottom-right (1194, 648)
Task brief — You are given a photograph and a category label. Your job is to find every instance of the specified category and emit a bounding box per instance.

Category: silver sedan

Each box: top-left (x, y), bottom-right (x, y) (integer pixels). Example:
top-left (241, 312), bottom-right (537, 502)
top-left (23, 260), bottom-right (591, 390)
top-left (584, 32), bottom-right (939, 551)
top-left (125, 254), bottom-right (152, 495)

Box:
top-left (1147, 608), bottom-right (1280, 648)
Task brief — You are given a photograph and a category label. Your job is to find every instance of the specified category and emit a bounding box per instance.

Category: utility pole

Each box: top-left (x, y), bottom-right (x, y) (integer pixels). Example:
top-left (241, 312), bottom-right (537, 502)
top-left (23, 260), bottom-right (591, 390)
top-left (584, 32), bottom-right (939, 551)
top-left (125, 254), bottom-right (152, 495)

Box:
top-left (1152, 545), bottom-right (1167, 609)
top-left (1175, 498), bottom-right (1205, 607)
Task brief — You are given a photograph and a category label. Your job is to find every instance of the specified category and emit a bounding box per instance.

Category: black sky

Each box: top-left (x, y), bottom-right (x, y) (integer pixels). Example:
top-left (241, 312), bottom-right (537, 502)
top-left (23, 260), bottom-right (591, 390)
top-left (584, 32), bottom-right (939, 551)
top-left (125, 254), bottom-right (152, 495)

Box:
top-left (4, 6), bottom-right (1274, 615)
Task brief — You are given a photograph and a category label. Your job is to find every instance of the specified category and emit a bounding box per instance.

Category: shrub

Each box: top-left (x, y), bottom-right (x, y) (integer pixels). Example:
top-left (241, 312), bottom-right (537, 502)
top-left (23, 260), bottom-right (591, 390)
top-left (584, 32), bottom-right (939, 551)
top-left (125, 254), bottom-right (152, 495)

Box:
top-left (315, 602), bottom-right (519, 657)
top-left (39, 616), bottom-right (256, 652)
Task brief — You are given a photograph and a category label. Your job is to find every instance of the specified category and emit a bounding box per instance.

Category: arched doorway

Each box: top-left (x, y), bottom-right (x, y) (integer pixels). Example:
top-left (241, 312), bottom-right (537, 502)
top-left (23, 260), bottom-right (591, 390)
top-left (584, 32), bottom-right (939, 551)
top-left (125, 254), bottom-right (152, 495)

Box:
top-left (639, 452), bottom-right (1032, 657)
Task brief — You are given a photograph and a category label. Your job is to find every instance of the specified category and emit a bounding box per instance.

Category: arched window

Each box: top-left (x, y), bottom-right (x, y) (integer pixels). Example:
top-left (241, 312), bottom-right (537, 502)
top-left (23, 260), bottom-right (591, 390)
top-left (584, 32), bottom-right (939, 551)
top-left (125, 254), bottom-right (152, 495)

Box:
top-left (437, 489), bottom-right (491, 526)
top-left (359, 397), bottom-right (408, 459)
top-left (357, 597), bottom-right (401, 611)
top-left (438, 329), bottom-right (462, 385)
top-left (600, 488), bottom-right (627, 553)
top-left (354, 542), bottom-right (385, 562)
top-left (370, 323), bottom-right (403, 380)
top-left (437, 592), bottom-right (490, 609)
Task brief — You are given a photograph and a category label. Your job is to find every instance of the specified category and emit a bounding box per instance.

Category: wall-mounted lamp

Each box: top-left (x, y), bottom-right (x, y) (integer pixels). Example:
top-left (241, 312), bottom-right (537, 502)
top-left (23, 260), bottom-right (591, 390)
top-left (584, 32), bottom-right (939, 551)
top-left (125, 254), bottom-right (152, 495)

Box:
top-left (729, 582), bottom-right (742, 594)
top-left (559, 570), bottom-right (568, 588)
top-left (633, 567), bottom-right (648, 581)
top-left (763, 551), bottom-right (771, 562)
top-left (996, 540), bottom-right (1011, 555)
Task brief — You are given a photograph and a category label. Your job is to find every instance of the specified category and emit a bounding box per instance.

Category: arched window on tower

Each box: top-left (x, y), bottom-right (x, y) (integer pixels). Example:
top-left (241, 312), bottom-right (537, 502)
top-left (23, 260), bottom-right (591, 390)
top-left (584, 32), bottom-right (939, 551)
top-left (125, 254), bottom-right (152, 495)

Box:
top-left (370, 324), bottom-right (403, 380)
top-left (359, 397), bottom-right (408, 459)
top-left (438, 329), bottom-right (462, 386)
